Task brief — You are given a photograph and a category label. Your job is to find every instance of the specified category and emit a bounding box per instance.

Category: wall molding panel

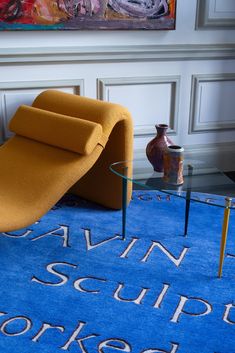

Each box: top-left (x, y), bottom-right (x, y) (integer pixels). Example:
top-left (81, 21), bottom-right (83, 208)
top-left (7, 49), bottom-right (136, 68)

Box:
top-left (0, 79), bottom-right (84, 141)
top-left (196, 0), bottom-right (235, 29)
top-left (98, 76), bottom-right (180, 137)
top-left (0, 79), bottom-right (84, 92)
top-left (1, 44), bottom-right (235, 64)
top-left (189, 73), bottom-right (235, 134)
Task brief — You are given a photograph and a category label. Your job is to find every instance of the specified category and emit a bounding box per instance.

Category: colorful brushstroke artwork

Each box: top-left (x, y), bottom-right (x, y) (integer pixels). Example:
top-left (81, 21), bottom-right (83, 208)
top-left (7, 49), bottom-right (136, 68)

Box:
top-left (0, 0), bottom-right (176, 30)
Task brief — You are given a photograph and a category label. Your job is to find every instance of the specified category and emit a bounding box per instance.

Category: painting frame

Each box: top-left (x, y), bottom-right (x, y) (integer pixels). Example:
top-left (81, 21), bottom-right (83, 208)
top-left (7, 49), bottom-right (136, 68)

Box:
top-left (0, 0), bottom-right (177, 30)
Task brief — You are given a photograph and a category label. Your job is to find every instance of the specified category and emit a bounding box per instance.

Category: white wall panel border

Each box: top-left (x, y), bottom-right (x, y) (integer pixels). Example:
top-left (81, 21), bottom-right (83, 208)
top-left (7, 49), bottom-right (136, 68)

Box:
top-left (0, 79), bottom-right (84, 142)
top-left (97, 76), bottom-right (180, 137)
top-left (196, 0), bottom-right (235, 29)
top-left (189, 74), bottom-right (235, 134)
top-left (1, 44), bottom-right (235, 64)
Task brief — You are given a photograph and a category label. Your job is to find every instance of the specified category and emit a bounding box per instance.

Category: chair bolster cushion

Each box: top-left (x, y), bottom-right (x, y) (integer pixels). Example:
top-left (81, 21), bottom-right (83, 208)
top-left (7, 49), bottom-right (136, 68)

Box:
top-left (9, 105), bottom-right (103, 155)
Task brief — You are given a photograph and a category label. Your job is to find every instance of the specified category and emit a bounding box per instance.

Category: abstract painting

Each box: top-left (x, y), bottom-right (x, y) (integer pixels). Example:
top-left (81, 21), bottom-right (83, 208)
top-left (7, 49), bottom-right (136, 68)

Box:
top-left (0, 0), bottom-right (176, 30)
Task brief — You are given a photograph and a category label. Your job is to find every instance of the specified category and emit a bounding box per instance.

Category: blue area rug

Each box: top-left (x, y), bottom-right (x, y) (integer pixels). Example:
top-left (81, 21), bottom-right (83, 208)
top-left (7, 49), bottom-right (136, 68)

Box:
top-left (0, 191), bottom-right (235, 353)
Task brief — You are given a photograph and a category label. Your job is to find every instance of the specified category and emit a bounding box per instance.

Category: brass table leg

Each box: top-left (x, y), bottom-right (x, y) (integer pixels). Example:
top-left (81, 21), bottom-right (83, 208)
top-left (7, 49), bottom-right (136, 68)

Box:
top-left (218, 197), bottom-right (232, 278)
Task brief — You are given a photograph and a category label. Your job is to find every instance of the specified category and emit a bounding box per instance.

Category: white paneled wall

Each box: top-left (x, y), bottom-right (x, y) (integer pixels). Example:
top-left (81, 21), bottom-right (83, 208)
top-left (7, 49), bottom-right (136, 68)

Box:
top-left (0, 0), bottom-right (235, 171)
top-left (0, 81), bottom-right (83, 140)
top-left (98, 76), bottom-right (180, 136)
top-left (189, 74), bottom-right (235, 133)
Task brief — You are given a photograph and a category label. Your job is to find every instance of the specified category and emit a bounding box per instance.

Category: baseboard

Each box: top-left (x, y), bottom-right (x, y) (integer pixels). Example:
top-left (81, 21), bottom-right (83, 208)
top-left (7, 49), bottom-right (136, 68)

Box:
top-left (134, 142), bottom-right (235, 173)
top-left (225, 171), bottom-right (235, 182)
top-left (183, 142), bottom-right (235, 172)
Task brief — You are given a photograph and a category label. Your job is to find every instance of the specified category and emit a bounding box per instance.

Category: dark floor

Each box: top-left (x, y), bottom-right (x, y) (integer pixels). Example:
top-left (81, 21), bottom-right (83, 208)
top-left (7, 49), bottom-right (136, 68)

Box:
top-left (225, 171), bottom-right (235, 182)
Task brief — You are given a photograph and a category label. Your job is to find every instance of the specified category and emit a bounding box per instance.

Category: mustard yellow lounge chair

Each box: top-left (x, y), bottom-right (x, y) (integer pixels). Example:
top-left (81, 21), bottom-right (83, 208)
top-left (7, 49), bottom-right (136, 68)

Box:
top-left (0, 90), bottom-right (133, 232)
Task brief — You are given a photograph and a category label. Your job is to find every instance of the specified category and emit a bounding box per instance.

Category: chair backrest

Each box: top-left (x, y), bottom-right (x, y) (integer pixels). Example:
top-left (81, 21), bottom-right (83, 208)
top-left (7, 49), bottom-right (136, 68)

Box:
top-left (32, 90), bottom-right (134, 210)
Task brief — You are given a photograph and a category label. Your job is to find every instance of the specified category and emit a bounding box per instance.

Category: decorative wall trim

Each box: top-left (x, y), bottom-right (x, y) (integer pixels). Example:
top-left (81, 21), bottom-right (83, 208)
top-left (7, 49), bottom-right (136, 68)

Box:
top-left (189, 74), bottom-right (235, 134)
top-left (0, 79), bottom-right (84, 141)
top-left (0, 79), bottom-right (84, 92)
top-left (1, 44), bottom-right (235, 64)
top-left (196, 0), bottom-right (235, 29)
top-left (97, 76), bottom-right (180, 137)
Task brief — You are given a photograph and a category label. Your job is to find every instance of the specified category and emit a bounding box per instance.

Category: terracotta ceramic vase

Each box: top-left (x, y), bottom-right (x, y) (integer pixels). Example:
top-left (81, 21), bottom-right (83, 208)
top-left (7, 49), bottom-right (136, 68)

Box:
top-left (163, 145), bottom-right (184, 185)
top-left (146, 124), bottom-right (174, 172)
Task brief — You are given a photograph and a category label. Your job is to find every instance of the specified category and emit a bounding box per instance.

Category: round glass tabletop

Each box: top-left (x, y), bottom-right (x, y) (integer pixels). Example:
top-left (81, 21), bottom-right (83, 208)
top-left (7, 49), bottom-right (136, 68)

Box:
top-left (110, 159), bottom-right (235, 209)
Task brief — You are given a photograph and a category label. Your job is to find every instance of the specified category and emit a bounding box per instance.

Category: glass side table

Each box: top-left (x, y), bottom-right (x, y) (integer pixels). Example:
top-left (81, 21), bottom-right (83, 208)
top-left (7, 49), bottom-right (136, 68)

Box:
top-left (110, 159), bottom-right (235, 278)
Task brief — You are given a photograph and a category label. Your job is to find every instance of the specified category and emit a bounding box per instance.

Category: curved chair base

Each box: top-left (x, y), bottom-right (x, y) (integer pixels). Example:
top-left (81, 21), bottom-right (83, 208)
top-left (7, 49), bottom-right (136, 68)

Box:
top-left (0, 135), bottom-right (103, 232)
